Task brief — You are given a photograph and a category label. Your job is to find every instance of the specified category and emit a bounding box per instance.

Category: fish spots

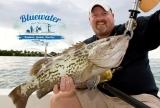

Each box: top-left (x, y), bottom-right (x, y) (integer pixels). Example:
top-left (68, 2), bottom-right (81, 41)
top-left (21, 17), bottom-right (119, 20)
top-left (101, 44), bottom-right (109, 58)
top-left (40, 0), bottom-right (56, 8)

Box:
top-left (84, 50), bottom-right (88, 54)
top-left (75, 56), bottom-right (87, 66)
top-left (55, 64), bottom-right (65, 69)
top-left (50, 72), bottom-right (60, 79)
top-left (37, 69), bottom-right (59, 85)
top-left (66, 63), bottom-right (76, 74)
top-left (21, 82), bottom-right (37, 95)
top-left (64, 55), bottom-right (71, 61)
top-left (74, 51), bottom-right (82, 56)
top-left (106, 38), bottom-right (110, 41)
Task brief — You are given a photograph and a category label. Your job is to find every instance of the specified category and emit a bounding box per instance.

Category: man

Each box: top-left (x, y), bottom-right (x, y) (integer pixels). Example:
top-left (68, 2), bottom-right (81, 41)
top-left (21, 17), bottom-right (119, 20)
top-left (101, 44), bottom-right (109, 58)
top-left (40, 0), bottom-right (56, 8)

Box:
top-left (50, 1), bottom-right (160, 108)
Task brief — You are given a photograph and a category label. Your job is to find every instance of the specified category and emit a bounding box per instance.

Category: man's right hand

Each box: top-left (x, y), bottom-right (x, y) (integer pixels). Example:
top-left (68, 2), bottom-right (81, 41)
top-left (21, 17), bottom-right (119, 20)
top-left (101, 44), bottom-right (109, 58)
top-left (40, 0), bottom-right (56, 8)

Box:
top-left (50, 75), bottom-right (82, 108)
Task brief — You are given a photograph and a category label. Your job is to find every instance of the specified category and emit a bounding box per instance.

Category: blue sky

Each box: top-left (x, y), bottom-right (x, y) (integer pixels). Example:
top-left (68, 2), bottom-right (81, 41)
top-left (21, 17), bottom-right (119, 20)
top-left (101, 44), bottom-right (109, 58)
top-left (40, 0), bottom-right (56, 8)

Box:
top-left (0, 0), bottom-right (160, 58)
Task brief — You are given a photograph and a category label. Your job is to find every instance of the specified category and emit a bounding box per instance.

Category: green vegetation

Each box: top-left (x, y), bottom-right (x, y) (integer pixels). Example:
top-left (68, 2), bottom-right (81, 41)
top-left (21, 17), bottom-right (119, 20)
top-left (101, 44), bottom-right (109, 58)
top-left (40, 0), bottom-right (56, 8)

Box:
top-left (0, 49), bottom-right (44, 56)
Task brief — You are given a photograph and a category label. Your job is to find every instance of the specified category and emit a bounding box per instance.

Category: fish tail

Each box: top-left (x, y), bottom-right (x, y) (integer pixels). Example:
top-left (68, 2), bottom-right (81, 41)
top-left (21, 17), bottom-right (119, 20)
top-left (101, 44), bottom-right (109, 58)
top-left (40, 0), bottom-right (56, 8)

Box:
top-left (8, 84), bottom-right (34, 108)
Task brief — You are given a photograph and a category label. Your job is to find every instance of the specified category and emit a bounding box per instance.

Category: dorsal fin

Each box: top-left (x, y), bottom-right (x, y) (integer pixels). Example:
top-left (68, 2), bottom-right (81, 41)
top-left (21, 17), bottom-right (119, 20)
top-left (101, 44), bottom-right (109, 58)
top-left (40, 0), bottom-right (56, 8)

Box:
top-left (30, 57), bottom-right (50, 76)
top-left (60, 42), bottom-right (86, 55)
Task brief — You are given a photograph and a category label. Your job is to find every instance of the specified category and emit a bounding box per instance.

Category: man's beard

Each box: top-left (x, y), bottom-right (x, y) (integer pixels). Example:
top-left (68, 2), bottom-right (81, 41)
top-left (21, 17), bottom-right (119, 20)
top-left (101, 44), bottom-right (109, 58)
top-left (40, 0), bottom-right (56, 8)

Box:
top-left (96, 24), bottom-right (108, 36)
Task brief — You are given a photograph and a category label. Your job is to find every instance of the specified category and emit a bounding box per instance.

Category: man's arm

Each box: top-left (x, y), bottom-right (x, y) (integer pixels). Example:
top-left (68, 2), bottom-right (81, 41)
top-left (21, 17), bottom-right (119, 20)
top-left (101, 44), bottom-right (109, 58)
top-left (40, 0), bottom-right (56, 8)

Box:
top-left (144, 10), bottom-right (160, 50)
top-left (134, 10), bottom-right (160, 51)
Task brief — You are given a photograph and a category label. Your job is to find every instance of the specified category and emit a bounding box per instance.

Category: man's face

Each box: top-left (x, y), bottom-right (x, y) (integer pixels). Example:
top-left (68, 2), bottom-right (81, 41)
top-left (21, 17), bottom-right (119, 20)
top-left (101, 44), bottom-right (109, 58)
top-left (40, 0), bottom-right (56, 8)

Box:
top-left (89, 6), bottom-right (114, 38)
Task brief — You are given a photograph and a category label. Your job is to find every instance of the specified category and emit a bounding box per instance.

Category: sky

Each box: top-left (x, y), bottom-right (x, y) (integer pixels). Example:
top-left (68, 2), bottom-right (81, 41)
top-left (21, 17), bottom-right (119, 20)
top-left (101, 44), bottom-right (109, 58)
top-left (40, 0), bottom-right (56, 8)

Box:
top-left (0, 0), bottom-right (160, 58)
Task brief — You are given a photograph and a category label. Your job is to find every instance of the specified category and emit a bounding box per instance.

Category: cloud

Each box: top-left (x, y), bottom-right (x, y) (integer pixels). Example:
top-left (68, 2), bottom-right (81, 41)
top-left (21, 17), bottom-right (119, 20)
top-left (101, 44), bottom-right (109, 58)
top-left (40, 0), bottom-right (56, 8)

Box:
top-left (0, 0), bottom-right (159, 54)
top-left (0, 27), bottom-right (22, 50)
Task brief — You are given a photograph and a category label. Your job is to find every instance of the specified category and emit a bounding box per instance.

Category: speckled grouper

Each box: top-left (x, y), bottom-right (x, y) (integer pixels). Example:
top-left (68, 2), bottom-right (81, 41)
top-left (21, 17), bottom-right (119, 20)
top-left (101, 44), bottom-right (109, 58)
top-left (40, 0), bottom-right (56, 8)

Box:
top-left (8, 35), bottom-right (130, 108)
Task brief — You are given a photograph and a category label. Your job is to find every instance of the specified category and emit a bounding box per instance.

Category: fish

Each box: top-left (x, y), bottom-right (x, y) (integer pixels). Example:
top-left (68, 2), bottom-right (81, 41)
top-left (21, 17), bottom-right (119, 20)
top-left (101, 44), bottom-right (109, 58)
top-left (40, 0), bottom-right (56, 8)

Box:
top-left (30, 57), bottom-right (51, 76)
top-left (8, 35), bottom-right (130, 108)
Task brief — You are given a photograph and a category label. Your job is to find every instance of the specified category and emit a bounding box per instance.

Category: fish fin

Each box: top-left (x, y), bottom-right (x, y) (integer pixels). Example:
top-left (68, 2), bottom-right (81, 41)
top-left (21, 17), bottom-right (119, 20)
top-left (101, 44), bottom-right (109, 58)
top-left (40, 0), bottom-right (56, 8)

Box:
top-left (36, 87), bottom-right (53, 99)
top-left (8, 85), bottom-right (29, 108)
top-left (30, 57), bottom-right (51, 76)
top-left (79, 62), bottom-right (93, 82)
top-left (61, 42), bottom-right (86, 54)
top-left (86, 75), bottom-right (100, 89)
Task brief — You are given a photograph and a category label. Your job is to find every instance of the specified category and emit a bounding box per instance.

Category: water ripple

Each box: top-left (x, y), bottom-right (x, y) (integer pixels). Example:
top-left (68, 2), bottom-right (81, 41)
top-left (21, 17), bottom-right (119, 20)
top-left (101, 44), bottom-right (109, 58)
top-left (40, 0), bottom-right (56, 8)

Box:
top-left (0, 56), bottom-right (160, 89)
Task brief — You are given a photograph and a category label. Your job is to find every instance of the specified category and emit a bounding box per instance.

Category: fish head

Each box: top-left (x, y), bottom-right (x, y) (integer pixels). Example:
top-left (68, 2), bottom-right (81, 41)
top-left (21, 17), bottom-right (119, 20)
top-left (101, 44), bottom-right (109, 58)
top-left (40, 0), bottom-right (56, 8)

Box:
top-left (88, 35), bottom-right (129, 68)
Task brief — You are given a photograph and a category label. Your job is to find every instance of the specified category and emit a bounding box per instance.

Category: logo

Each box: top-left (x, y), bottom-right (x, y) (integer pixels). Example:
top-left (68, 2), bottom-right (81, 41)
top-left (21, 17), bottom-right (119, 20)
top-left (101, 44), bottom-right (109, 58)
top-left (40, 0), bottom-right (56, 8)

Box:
top-left (18, 13), bottom-right (64, 40)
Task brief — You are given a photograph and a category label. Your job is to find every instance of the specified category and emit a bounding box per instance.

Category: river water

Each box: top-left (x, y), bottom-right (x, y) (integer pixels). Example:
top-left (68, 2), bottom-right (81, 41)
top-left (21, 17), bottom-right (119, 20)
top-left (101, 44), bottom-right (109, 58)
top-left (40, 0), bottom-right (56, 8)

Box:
top-left (0, 56), bottom-right (160, 89)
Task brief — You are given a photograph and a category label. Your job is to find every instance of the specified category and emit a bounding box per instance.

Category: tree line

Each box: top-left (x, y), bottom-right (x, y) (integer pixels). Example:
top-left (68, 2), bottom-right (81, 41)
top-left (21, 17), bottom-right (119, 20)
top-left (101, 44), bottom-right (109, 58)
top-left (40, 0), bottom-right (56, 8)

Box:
top-left (0, 49), bottom-right (45, 56)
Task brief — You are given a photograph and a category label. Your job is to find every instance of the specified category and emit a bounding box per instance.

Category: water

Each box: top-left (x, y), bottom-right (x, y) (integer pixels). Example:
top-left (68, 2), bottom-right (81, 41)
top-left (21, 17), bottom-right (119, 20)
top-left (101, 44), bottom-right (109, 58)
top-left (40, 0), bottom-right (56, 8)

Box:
top-left (0, 56), bottom-right (160, 89)
top-left (0, 56), bottom-right (42, 88)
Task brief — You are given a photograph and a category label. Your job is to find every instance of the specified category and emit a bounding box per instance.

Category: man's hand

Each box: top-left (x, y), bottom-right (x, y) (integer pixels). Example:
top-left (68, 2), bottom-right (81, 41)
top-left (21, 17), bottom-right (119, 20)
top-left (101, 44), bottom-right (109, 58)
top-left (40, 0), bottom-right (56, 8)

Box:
top-left (50, 75), bottom-right (82, 108)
